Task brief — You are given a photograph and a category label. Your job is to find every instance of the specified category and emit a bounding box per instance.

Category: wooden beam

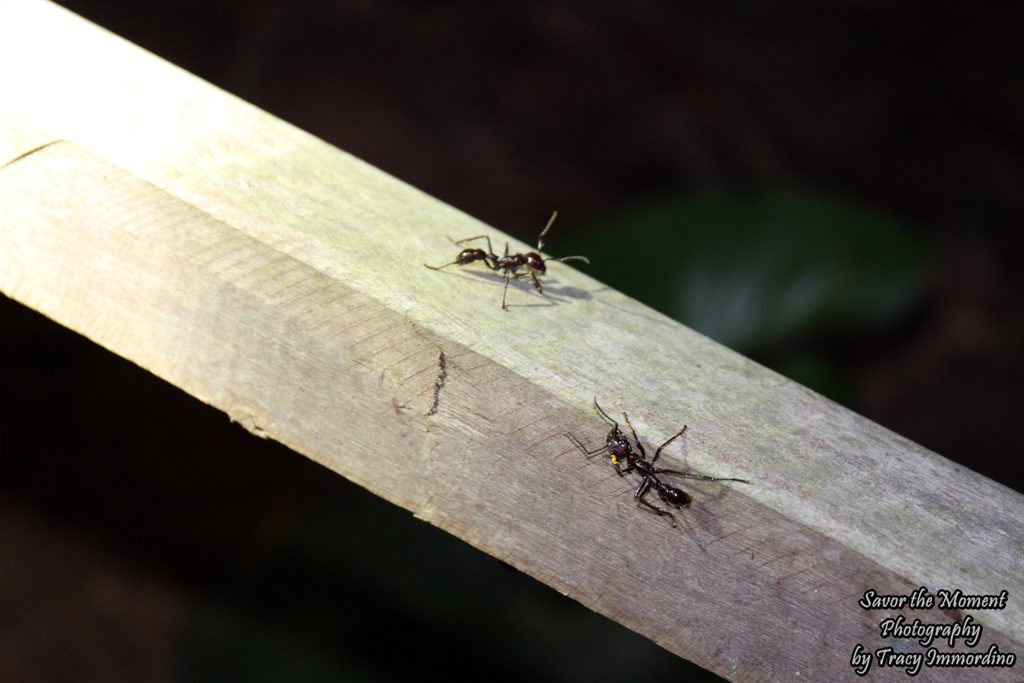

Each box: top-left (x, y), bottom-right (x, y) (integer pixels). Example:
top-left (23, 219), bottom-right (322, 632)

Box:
top-left (1, 1), bottom-right (1021, 679)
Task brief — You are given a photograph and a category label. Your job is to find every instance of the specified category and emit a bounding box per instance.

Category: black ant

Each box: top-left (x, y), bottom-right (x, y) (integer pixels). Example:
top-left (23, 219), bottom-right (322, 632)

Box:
top-left (565, 398), bottom-right (749, 527)
top-left (424, 211), bottom-right (589, 309)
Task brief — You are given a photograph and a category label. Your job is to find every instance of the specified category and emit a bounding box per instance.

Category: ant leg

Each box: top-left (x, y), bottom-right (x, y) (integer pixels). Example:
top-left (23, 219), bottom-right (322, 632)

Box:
top-left (501, 270), bottom-right (512, 310)
top-left (622, 413), bottom-right (647, 459)
top-left (591, 399), bottom-right (618, 428)
top-left (423, 260), bottom-right (461, 270)
top-left (424, 251), bottom-right (496, 271)
top-left (634, 478), bottom-right (676, 527)
top-left (651, 425), bottom-right (687, 465)
top-left (612, 460), bottom-right (632, 477)
top-left (454, 235), bottom-right (495, 255)
top-left (564, 432), bottom-right (609, 458)
top-left (655, 469), bottom-right (750, 485)
top-left (528, 269), bottom-right (551, 298)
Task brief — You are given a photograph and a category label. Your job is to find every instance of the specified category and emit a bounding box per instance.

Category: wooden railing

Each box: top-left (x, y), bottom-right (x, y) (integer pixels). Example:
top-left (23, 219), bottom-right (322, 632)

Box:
top-left (2, 1), bottom-right (1021, 679)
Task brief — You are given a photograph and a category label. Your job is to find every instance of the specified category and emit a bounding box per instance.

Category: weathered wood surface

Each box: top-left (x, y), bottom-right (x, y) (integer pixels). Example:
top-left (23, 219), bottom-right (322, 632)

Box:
top-left (1, 1), bottom-right (1021, 679)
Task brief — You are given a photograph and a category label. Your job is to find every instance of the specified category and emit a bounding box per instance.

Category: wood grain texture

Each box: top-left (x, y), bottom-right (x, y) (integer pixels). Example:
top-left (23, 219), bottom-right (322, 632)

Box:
top-left (1, 1), bottom-right (1022, 679)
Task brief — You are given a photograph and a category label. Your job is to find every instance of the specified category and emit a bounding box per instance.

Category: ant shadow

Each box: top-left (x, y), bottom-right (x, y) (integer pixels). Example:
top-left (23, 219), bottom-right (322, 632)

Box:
top-left (674, 484), bottom-right (739, 549)
top-left (442, 267), bottom-right (593, 308)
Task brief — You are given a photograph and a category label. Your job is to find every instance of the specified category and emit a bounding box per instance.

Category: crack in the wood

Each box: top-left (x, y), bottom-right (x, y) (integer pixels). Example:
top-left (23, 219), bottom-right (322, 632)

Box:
top-left (1, 139), bottom-right (66, 169)
top-left (426, 350), bottom-right (447, 416)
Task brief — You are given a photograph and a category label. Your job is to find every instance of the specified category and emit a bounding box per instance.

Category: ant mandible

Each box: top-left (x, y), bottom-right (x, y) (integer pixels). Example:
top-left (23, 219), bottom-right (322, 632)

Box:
top-left (565, 398), bottom-right (749, 527)
top-left (424, 211), bottom-right (589, 310)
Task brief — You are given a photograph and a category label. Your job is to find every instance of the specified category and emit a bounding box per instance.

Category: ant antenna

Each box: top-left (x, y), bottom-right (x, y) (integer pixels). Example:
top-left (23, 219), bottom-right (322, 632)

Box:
top-left (537, 211), bottom-right (590, 266)
top-left (550, 254), bottom-right (590, 264)
top-left (536, 211), bottom-right (558, 251)
top-left (592, 397), bottom-right (618, 427)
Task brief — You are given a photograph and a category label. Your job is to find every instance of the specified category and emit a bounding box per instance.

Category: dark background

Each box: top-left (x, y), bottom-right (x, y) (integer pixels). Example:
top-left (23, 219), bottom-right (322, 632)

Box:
top-left (1, 1), bottom-right (1021, 681)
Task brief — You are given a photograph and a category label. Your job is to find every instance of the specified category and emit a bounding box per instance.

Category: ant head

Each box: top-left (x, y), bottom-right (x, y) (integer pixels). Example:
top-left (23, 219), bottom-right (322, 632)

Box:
top-left (591, 399), bottom-right (633, 460)
top-left (658, 484), bottom-right (693, 509)
top-left (607, 428), bottom-right (632, 461)
top-left (525, 252), bottom-right (546, 273)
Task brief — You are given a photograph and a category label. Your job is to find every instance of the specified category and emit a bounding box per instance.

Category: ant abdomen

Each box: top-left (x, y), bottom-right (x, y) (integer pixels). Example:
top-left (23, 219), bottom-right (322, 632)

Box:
top-left (658, 484), bottom-right (693, 509)
top-left (456, 248), bottom-right (489, 265)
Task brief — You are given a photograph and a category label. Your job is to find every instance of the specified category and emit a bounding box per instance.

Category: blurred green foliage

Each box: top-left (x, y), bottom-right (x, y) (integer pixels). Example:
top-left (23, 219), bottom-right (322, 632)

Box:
top-left (575, 190), bottom-right (936, 403)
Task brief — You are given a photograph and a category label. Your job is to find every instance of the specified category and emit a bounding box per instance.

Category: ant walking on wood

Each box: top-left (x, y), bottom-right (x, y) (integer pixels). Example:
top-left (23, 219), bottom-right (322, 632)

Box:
top-left (424, 211), bottom-right (589, 309)
top-left (565, 398), bottom-right (749, 527)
